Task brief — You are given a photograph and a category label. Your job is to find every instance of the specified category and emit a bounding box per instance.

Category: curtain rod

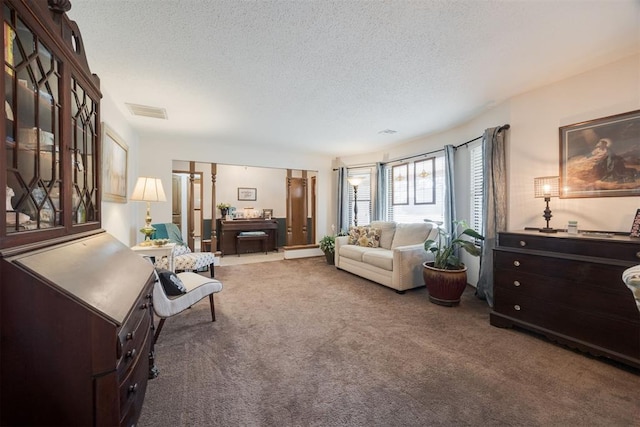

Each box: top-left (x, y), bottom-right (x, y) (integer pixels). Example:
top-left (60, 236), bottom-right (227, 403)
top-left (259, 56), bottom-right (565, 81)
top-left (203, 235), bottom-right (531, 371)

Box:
top-left (333, 124), bottom-right (510, 170)
top-left (455, 123), bottom-right (511, 150)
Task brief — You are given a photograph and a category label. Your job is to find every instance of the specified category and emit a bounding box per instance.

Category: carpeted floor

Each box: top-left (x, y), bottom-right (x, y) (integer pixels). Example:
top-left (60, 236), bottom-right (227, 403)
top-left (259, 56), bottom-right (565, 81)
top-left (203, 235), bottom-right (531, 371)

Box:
top-left (139, 257), bottom-right (640, 426)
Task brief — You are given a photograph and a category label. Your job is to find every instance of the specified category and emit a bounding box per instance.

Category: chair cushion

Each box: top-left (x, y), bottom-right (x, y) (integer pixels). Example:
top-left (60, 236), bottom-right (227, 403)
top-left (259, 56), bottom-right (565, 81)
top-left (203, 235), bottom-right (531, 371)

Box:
top-left (155, 268), bottom-right (187, 296)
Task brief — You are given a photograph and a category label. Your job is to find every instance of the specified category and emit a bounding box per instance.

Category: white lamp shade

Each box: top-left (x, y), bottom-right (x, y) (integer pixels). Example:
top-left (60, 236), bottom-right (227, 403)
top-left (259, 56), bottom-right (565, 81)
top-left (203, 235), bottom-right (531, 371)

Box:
top-left (131, 177), bottom-right (167, 202)
top-left (348, 177), bottom-right (363, 187)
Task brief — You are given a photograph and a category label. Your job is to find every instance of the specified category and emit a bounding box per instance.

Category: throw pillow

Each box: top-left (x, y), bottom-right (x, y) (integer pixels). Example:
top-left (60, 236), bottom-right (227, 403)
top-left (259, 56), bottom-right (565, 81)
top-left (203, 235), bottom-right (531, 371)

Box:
top-left (348, 226), bottom-right (381, 248)
top-left (156, 268), bottom-right (187, 296)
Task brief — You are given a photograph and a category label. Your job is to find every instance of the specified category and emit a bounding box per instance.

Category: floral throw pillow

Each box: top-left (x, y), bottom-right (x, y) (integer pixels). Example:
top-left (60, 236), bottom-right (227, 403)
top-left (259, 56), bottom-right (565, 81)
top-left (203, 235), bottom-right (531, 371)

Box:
top-left (348, 226), bottom-right (381, 248)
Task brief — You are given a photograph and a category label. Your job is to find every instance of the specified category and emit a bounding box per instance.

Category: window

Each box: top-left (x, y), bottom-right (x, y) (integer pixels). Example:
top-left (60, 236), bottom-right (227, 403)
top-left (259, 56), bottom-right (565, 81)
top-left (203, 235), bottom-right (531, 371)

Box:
top-left (347, 168), bottom-right (371, 227)
top-left (385, 155), bottom-right (445, 224)
top-left (469, 141), bottom-right (483, 237)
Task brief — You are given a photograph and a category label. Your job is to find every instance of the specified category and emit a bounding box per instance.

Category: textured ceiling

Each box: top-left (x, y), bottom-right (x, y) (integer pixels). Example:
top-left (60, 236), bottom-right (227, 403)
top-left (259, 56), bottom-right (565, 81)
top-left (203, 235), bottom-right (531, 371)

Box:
top-left (67, 1), bottom-right (640, 157)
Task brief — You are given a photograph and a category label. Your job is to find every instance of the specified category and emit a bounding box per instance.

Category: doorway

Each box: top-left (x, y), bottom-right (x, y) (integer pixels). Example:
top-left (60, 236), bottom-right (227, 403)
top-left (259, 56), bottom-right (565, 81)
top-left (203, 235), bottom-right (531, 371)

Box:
top-left (171, 171), bottom-right (203, 251)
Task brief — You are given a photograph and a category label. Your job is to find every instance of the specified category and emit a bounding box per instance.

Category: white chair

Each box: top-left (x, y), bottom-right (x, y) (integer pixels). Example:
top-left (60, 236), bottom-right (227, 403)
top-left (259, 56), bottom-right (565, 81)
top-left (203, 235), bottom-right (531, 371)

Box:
top-left (622, 264), bottom-right (640, 312)
top-left (152, 269), bottom-right (223, 342)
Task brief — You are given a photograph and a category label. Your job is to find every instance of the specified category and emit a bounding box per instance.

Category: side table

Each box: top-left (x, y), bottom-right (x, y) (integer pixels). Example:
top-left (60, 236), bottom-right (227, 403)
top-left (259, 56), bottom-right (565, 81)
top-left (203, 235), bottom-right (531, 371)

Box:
top-left (131, 242), bottom-right (176, 272)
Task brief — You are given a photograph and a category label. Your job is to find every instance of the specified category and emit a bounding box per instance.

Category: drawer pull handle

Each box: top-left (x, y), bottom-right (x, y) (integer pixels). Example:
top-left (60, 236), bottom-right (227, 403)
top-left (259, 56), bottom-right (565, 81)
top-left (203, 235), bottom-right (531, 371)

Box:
top-left (513, 280), bottom-right (521, 287)
top-left (126, 332), bottom-right (134, 341)
top-left (636, 251), bottom-right (640, 259)
top-left (514, 305), bottom-right (521, 311)
top-left (519, 240), bottom-right (526, 247)
top-left (126, 349), bottom-right (137, 359)
top-left (129, 383), bottom-right (138, 394)
top-left (513, 260), bottom-right (520, 267)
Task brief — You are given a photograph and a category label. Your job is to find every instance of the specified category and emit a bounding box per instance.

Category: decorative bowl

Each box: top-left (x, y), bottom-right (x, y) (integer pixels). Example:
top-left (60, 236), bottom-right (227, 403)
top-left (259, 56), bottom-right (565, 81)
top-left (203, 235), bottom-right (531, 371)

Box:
top-left (152, 239), bottom-right (169, 247)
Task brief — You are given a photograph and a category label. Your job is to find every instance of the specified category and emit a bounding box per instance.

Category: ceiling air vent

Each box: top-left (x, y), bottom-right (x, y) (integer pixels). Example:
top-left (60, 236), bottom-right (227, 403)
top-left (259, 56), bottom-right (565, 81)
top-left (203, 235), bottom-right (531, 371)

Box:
top-left (125, 103), bottom-right (168, 120)
top-left (378, 129), bottom-right (397, 135)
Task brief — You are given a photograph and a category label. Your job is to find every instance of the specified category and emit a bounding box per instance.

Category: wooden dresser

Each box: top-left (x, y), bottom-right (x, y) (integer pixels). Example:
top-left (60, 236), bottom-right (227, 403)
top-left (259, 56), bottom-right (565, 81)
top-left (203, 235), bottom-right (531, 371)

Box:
top-left (491, 231), bottom-right (640, 369)
top-left (1, 231), bottom-right (156, 426)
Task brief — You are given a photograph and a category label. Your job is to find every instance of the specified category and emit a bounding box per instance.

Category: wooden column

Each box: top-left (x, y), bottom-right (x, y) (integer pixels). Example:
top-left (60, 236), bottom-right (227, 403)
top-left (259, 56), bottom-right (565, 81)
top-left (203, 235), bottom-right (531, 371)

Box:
top-left (211, 163), bottom-right (218, 252)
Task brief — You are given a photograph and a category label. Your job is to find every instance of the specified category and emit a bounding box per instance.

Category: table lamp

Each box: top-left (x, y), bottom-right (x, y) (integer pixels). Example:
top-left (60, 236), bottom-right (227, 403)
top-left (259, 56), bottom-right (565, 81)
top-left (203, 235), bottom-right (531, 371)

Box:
top-left (131, 177), bottom-right (167, 243)
top-left (534, 176), bottom-right (559, 233)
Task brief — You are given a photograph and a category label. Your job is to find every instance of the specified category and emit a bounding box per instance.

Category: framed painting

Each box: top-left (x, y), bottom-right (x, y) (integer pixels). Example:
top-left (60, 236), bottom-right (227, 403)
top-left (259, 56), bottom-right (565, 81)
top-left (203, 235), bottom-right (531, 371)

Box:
top-left (102, 123), bottom-right (128, 203)
top-left (263, 209), bottom-right (273, 219)
top-left (238, 187), bottom-right (257, 201)
top-left (559, 110), bottom-right (640, 198)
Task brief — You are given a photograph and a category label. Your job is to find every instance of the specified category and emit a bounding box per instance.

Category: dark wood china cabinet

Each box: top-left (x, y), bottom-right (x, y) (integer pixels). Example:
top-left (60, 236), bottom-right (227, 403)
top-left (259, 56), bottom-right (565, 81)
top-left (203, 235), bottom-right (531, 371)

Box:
top-left (0, 1), bottom-right (155, 426)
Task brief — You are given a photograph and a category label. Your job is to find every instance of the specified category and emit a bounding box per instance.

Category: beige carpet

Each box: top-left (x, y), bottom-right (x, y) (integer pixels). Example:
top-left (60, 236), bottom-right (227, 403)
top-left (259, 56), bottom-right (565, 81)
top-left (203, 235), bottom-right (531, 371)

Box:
top-left (139, 257), bottom-right (640, 426)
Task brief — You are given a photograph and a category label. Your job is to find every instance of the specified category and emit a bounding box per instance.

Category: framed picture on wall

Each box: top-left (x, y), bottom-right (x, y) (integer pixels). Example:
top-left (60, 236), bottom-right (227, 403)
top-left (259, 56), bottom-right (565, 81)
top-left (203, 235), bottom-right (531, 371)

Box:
top-left (263, 209), bottom-right (273, 219)
top-left (102, 123), bottom-right (128, 203)
top-left (238, 187), bottom-right (257, 201)
top-left (559, 109), bottom-right (640, 198)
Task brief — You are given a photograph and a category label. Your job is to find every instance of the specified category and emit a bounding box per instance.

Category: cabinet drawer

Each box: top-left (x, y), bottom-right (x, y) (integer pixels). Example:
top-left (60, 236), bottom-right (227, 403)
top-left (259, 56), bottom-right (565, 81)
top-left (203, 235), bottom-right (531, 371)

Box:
top-left (494, 250), bottom-right (632, 293)
top-left (118, 330), bottom-right (151, 419)
top-left (117, 288), bottom-right (152, 379)
top-left (494, 268), bottom-right (640, 321)
top-left (494, 287), bottom-right (640, 358)
top-left (499, 232), bottom-right (640, 263)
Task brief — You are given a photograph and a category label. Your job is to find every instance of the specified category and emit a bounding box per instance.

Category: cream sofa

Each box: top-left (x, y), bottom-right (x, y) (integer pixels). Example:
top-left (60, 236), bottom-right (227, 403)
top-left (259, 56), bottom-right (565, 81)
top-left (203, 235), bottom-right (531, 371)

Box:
top-left (335, 221), bottom-right (438, 293)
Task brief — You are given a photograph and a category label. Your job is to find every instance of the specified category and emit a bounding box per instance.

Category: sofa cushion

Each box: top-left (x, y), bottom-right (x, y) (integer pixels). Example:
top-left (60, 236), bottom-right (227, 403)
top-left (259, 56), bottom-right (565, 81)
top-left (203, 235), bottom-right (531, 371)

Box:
top-left (348, 226), bottom-right (381, 248)
top-left (339, 244), bottom-right (372, 262)
top-left (362, 249), bottom-right (393, 271)
top-left (391, 222), bottom-right (433, 249)
top-left (370, 221), bottom-right (396, 250)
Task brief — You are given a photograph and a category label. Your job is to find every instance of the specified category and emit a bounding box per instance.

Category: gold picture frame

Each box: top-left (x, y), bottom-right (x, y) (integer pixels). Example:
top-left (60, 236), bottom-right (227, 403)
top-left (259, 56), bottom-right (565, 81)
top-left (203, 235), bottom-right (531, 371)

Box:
top-left (102, 123), bottom-right (128, 203)
top-left (560, 110), bottom-right (640, 198)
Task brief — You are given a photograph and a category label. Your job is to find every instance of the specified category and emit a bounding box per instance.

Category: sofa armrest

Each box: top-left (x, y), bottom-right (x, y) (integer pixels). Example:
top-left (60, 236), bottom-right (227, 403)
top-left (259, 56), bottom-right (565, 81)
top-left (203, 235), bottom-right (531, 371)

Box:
top-left (392, 243), bottom-right (434, 291)
top-left (335, 235), bottom-right (350, 268)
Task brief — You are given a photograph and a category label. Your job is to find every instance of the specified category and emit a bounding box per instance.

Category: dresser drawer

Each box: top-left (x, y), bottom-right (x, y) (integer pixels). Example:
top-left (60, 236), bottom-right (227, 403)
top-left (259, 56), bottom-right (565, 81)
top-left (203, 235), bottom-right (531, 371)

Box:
top-left (494, 287), bottom-right (640, 358)
top-left (117, 284), bottom-right (153, 379)
top-left (494, 249), bottom-right (633, 293)
top-left (118, 329), bottom-right (151, 420)
top-left (494, 267), bottom-right (640, 321)
top-left (499, 232), bottom-right (640, 263)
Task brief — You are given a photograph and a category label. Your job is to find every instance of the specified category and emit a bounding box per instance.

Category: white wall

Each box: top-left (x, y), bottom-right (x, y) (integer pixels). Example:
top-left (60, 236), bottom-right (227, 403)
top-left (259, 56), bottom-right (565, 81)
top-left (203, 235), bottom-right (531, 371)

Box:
top-left (136, 136), bottom-right (334, 242)
top-left (100, 90), bottom-right (142, 246)
top-left (335, 54), bottom-right (640, 285)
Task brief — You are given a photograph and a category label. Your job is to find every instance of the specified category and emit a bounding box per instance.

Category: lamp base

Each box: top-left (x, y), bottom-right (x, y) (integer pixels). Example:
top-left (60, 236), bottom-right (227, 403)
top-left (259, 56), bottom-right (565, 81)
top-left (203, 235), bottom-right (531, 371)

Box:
top-left (539, 227), bottom-right (558, 233)
top-left (139, 224), bottom-right (156, 242)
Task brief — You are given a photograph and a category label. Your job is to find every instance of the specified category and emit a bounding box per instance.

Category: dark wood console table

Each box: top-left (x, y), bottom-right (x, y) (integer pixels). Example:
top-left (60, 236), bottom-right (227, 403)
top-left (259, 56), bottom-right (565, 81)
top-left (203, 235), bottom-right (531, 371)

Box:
top-left (491, 230), bottom-right (640, 369)
top-left (218, 219), bottom-right (278, 256)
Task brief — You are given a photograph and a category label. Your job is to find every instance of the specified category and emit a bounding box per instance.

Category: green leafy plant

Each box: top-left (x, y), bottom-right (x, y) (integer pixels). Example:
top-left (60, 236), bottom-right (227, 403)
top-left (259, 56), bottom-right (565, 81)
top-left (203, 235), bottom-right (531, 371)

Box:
top-left (424, 220), bottom-right (484, 270)
top-left (319, 225), bottom-right (348, 255)
top-left (319, 235), bottom-right (336, 254)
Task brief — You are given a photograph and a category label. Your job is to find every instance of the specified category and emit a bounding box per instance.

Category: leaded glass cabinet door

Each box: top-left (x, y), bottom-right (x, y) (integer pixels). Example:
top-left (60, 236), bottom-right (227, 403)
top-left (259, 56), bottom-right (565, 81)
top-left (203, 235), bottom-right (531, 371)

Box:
top-left (70, 77), bottom-right (98, 225)
top-left (4, 5), bottom-right (61, 233)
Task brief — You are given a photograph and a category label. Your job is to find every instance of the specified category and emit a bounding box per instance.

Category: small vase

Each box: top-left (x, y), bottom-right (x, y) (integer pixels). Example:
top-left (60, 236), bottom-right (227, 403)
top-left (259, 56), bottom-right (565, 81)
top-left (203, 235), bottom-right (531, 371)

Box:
top-left (422, 262), bottom-right (468, 306)
top-left (220, 208), bottom-right (228, 217)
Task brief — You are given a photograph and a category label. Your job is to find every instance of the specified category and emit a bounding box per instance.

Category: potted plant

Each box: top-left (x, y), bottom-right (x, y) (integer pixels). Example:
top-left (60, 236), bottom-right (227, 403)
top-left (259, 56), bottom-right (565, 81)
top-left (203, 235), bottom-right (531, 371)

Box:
top-left (422, 220), bottom-right (484, 306)
top-left (319, 235), bottom-right (336, 265)
top-left (217, 202), bottom-right (230, 217)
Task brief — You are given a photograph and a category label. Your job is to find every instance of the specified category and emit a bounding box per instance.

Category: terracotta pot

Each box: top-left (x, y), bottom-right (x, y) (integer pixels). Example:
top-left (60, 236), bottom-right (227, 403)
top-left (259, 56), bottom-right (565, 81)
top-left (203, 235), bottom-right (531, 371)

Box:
top-left (324, 251), bottom-right (335, 265)
top-left (422, 261), bottom-right (468, 306)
